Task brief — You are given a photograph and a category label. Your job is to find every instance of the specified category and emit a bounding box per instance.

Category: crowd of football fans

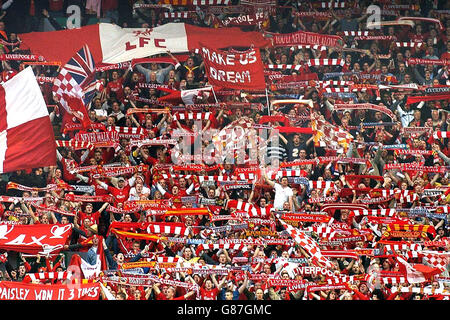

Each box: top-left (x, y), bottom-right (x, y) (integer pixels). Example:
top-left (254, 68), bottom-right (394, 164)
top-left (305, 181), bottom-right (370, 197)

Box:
top-left (0, 0), bottom-right (449, 300)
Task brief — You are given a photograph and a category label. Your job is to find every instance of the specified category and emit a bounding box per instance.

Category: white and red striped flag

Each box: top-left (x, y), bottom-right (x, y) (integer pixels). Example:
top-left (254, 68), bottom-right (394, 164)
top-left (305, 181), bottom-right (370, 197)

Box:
top-left (0, 67), bottom-right (56, 173)
top-left (278, 218), bottom-right (334, 269)
top-left (395, 255), bottom-right (443, 284)
top-left (158, 86), bottom-right (216, 105)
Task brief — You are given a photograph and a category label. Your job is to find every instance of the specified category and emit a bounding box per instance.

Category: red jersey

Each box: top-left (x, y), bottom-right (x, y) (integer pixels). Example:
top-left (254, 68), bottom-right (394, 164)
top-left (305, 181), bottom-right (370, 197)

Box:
top-left (106, 78), bottom-right (125, 102)
top-left (107, 185), bottom-right (131, 206)
top-left (89, 175), bottom-right (110, 196)
top-left (79, 211), bottom-right (101, 226)
top-left (199, 287), bottom-right (219, 300)
top-left (60, 157), bottom-right (78, 182)
top-left (441, 52), bottom-right (450, 60)
top-left (156, 292), bottom-right (186, 300)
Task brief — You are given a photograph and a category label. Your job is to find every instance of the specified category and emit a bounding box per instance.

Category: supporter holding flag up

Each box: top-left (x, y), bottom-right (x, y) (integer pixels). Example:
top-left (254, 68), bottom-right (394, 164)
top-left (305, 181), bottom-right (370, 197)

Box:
top-left (52, 44), bottom-right (97, 132)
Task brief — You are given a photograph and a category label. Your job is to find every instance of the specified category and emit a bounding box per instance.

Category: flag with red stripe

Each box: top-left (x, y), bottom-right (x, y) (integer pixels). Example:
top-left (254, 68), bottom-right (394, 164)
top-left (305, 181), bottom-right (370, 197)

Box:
top-left (0, 67), bottom-right (56, 173)
top-left (278, 218), bottom-right (334, 269)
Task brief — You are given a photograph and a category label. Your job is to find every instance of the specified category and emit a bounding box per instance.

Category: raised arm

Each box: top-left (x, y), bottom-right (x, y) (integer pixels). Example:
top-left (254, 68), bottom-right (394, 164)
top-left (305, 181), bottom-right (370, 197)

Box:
top-left (263, 168), bottom-right (275, 188)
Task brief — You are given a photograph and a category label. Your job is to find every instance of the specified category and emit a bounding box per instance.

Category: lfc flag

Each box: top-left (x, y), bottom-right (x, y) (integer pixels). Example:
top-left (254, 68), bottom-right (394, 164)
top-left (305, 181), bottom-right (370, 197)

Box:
top-left (18, 23), bottom-right (270, 65)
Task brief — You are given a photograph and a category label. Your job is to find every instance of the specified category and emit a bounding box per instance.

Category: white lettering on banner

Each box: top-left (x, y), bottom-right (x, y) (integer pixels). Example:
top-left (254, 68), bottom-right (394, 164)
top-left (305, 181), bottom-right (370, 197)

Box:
top-left (28, 236), bottom-right (46, 246)
top-left (4, 234), bottom-right (27, 245)
top-left (34, 289), bottom-right (53, 300)
top-left (99, 23), bottom-right (189, 64)
top-left (209, 67), bottom-right (251, 84)
top-left (0, 284), bottom-right (100, 300)
top-left (295, 267), bottom-right (334, 277)
top-left (74, 131), bottom-right (119, 143)
top-left (202, 47), bottom-right (260, 85)
top-left (77, 286), bottom-right (99, 299)
top-left (0, 288), bottom-right (30, 300)
top-left (4, 234), bottom-right (48, 247)
top-left (273, 31), bottom-right (341, 47)
top-left (201, 48), bottom-right (257, 66)
top-left (222, 12), bottom-right (266, 27)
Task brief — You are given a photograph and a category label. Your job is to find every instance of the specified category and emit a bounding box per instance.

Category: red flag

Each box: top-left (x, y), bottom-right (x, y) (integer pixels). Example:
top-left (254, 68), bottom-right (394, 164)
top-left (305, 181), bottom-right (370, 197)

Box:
top-left (158, 86), bottom-right (216, 105)
top-left (18, 23), bottom-right (270, 65)
top-left (0, 224), bottom-right (72, 255)
top-left (0, 281), bottom-right (101, 300)
top-left (199, 45), bottom-right (266, 90)
top-left (396, 255), bottom-right (443, 283)
top-left (61, 93), bottom-right (92, 130)
top-left (278, 218), bottom-right (334, 269)
top-left (0, 67), bottom-right (56, 173)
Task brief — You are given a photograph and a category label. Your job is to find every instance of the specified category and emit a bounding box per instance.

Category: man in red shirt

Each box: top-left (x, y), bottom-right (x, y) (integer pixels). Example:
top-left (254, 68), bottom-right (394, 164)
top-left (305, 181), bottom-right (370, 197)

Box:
top-left (78, 202), bottom-right (109, 226)
top-left (96, 176), bottom-right (131, 206)
top-left (153, 283), bottom-right (196, 300)
top-left (199, 277), bottom-right (221, 300)
top-left (106, 69), bottom-right (130, 103)
top-left (440, 40), bottom-right (450, 60)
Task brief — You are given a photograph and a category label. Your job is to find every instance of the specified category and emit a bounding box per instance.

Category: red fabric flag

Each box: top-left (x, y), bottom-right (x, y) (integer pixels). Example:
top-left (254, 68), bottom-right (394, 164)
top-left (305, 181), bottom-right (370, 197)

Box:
top-left (199, 45), bottom-right (266, 90)
top-left (158, 86), bottom-right (217, 105)
top-left (0, 224), bottom-right (72, 255)
top-left (396, 256), bottom-right (442, 283)
top-left (18, 23), bottom-right (270, 65)
top-left (0, 67), bottom-right (56, 173)
top-left (269, 30), bottom-right (343, 48)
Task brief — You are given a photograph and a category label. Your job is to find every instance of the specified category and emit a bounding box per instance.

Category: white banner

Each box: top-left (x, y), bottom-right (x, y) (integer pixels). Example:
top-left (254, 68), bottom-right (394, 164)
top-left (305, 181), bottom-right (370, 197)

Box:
top-left (99, 23), bottom-right (189, 64)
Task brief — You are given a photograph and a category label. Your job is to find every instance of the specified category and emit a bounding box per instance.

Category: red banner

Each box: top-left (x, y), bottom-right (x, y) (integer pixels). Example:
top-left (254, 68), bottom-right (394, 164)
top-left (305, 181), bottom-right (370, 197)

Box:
top-left (221, 12), bottom-right (269, 28)
top-left (73, 131), bottom-right (119, 147)
top-left (199, 45), bottom-right (266, 90)
top-left (407, 58), bottom-right (450, 66)
top-left (281, 213), bottom-right (331, 223)
top-left (0, 281), bottom-right (100, 300)
top-left (405, 93), bottom-right (450, 105)
top-left (269, 30), bottom-right (343, 48)
top-left (0, 224), bottom-right (72, 255)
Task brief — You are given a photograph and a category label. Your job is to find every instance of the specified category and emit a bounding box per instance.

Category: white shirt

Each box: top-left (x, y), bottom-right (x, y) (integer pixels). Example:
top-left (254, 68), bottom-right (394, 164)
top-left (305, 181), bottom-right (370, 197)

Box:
top-left (128, 185), bottom-right (151, 200)
top-left (396, 105), bottom-right (414, 128)
top-left (273, 183), bottom-right (293, 210)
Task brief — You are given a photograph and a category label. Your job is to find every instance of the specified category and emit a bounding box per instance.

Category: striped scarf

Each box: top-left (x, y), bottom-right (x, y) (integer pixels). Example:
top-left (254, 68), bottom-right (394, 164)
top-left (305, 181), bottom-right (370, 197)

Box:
top-left (55, 140), bottom-right (94, 150)
top-left (195, 243), bottom-right (248, 256)
top-left (226, 199), bottom-right (272, 218)
top-left (351, 209), bottom-right (397, 217)
top-left (172, 111), bottom-right (213, 121)
top-left (23, 271), bottom-right (72, 284)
